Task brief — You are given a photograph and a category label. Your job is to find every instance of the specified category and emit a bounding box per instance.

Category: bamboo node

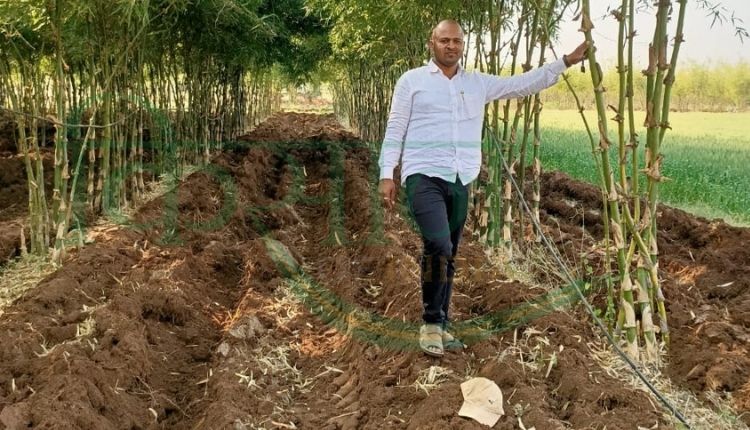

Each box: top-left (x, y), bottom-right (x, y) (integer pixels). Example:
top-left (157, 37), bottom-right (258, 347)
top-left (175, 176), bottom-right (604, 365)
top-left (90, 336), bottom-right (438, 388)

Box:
top-left (636, 253), bottom-right (647, 269)
top-left (650, 236), bottom-right (659, 256)
top-left (621, 273), bottom-right (633, 292)
top-left (532, 158), bottom-right (541, 176)
top-left (580, 13), bottom-right (594, 32)
top-left (640, 154), bottom-right (665, 182)
top-left (660, 322), bottom-right (669, 334)
top-left (614, 181), bottom-right (628, 199)
top-left (643, 44), bottom-right (657, 76)
top-left (638, 209), bottom-right (652, 232)
top-left (598, 136), bottom-right (610, 151)
top-left (611, 222), bottom-right (625, 249)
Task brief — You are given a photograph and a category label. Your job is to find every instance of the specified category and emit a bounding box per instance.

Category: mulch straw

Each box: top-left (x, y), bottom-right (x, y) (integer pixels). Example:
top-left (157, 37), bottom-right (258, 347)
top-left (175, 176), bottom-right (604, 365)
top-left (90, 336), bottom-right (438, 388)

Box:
top-left (589, 341), bottom-right (749, 430)
top-left (0, 255), bottom-right (55, 316)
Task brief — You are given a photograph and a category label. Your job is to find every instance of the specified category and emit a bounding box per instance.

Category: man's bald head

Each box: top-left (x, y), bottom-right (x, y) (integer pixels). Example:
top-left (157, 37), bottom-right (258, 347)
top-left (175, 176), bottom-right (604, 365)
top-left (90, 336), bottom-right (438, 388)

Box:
top-left (431, 20), bottom-right (464, 41)
top-left (429, 19), bottom-right (464, 72)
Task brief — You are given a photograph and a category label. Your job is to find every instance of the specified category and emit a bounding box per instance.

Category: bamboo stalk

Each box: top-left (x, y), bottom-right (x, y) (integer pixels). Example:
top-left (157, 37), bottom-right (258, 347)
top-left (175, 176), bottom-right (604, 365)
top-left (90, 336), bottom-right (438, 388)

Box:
top-left (497, 7), bottom-right (527, 251)
top-left (50, 0), bottom-right (70, 262)
top-left (581, 0), bottom-right (639, 359)
top-left (531, 0), bottom-right (557, 242)
top-left (516, 7), bottom-right (540, 240)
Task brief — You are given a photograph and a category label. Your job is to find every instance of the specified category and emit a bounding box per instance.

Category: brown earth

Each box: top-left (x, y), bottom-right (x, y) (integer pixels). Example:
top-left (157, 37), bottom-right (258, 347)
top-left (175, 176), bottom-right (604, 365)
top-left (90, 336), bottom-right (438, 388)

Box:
top-left (0, 111), bottom-right (18, 155)
top-left (237, 112), bottom-right (359, 144)
top-left (0, 112), bottom-right (743, 429)
top-left (540, 171), bottom-right (750, 425)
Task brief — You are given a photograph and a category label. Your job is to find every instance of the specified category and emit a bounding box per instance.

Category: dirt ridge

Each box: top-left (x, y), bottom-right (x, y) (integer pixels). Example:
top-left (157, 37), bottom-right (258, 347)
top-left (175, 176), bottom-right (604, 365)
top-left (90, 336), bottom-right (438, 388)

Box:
top-left (0, 113), bottom-right (746, 428)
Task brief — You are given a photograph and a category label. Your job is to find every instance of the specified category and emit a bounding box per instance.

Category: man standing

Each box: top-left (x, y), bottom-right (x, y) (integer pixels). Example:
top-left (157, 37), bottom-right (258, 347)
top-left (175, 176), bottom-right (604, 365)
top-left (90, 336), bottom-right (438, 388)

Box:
top-left (378, 19), bottom-right (586, 357)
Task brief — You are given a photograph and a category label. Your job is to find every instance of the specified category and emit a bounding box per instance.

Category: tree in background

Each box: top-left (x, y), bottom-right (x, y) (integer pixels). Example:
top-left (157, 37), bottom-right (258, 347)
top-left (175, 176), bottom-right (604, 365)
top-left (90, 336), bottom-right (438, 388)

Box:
top-left (0, 0), bottom-right (330, 263)
top-left (312, 0), bottom-right (727, 365)
top-left (543, 62), bottom-right (750, 112)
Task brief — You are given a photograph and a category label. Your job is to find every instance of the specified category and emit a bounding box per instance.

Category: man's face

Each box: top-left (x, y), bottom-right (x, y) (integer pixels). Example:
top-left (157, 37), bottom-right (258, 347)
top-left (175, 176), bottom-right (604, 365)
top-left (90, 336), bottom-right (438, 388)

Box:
top-left (429, 23), bottom-right (464, 68)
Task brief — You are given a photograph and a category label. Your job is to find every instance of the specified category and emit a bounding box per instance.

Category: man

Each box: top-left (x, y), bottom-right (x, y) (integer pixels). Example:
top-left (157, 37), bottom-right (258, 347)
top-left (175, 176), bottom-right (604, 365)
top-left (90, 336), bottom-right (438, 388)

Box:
top-left (378, 19), bottom-right (587, 357)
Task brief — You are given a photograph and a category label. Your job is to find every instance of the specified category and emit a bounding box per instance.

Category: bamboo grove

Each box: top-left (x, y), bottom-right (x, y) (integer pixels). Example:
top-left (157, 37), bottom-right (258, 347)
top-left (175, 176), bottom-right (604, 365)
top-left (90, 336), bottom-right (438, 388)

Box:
top-left (573, 0), bottom-right (688, 363)
top-left (0, 0), bottom-right (328, 263)
top-left (315, 0), bottom-right (580, 249)
top-left (0, 0), bottom-right (728, 364)
top-left (314, 0), bottom-right (713, 363)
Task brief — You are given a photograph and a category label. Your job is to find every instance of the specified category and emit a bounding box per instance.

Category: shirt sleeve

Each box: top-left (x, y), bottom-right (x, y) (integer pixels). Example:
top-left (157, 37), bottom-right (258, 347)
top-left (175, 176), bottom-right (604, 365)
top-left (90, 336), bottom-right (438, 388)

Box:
top-left (482, 58), bottom-right (568, 103)
top-left (378, 74), bottom-right (412, 180)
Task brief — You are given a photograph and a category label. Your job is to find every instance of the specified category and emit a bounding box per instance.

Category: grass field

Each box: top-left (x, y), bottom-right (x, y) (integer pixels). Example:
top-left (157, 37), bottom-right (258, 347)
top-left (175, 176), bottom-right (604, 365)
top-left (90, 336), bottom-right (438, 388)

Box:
top-left (539, 110), bottom-right (750, 226)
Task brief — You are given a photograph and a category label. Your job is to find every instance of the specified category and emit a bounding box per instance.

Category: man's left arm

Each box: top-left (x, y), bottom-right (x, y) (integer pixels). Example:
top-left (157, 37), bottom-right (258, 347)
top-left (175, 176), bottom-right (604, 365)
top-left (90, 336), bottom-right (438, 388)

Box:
top-left (482, 42), bottom-right (587, 102)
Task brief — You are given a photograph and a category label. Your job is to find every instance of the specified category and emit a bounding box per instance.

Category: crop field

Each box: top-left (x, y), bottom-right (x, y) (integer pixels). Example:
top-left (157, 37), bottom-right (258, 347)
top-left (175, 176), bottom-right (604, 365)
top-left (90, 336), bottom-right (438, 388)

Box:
top-left (2, 0), bottom-right (750, 428)
top-left (1, 113), bottom-right (748, 429)
top-left (540, 110), bottom-right (750, 225)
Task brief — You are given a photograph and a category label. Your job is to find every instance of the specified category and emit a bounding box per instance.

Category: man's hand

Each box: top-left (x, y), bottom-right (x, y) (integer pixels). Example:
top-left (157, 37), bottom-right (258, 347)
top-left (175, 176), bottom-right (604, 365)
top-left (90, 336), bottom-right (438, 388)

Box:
top-left (379, 179), bottom-right (397, 210)
top-left (563, 41), bottom-right (589, 67)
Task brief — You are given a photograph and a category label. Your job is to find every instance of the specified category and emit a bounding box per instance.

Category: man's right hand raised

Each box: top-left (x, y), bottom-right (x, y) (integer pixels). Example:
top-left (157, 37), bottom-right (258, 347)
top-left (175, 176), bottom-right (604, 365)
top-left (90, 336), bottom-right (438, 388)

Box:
top-left (378, 179), bottom-right (397, 210)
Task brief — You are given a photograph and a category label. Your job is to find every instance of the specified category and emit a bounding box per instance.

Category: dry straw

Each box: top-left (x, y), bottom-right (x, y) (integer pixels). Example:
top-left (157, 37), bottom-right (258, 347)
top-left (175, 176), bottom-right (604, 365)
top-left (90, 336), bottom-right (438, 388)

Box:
top-left (589, 341), bottom-right (749, 430)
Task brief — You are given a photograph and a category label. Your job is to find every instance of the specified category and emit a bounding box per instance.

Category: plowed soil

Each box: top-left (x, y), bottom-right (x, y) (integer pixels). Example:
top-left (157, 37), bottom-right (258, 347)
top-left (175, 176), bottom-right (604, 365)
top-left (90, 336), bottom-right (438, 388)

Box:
top-left (0, 112), bottom-right (746, 429)
top-left (540, 171), bottom-right (750, 425)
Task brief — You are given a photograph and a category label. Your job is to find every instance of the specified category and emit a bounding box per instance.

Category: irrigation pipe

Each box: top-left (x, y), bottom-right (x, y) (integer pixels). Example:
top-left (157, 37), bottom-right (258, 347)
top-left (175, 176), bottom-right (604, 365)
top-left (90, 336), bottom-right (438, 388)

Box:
top-left (484, 128), bottom-right (691, 428)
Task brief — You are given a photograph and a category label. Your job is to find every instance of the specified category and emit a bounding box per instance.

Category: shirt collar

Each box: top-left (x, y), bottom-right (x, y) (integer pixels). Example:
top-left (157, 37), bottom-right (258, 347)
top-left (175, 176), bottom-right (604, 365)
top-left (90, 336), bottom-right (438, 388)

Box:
top-left (428, 59), bottom-right (464, 76)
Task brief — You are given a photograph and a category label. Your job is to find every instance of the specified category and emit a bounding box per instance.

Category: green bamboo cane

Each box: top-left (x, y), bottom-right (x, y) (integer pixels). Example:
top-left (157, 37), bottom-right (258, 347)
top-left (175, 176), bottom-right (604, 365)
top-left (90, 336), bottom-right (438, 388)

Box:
top-left (627, 0), bottom-right (639, 224)
top-left (480, 1), bottom-right (506, 247)
top-left (498, 7), bottom-right (527, 250)
top-left (86, 60), bottom-right (97, 213)
top-left (530, 0), bottom-right (556, 241)
top-left (617, 0), bottom-right (656, 359)
top-left (503, 97), bottom-right (526, 255)
top-left (654, 0), bottom-right (687, 342)
top-left (614, 0), bottom-right (656, 360)
top-left (516, 8), bottom-right (540, 239)
top-left (581, 0), bottom-right (639, 359)
top-left (32, 70), bottom-right (50, 252)
top-left (641, 0), bottom-right (670, 348)
top-left (4, 61), bottom-right (47, 255)
top-left (555, 64), bottom-right (616, 328)
top-left (50, 0), bottom-right (72, 262)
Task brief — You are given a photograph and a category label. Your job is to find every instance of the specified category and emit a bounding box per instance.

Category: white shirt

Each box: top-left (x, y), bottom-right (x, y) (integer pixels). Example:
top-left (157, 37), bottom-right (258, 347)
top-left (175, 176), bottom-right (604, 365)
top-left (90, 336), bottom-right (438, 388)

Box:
top-left (379, 58), bottom-right (568, 184)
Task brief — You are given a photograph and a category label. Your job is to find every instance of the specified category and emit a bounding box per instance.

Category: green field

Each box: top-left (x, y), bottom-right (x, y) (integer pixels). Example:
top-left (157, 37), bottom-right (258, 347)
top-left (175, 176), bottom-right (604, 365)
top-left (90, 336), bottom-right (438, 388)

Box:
top-left (538, 110), bottom-right (750, 226)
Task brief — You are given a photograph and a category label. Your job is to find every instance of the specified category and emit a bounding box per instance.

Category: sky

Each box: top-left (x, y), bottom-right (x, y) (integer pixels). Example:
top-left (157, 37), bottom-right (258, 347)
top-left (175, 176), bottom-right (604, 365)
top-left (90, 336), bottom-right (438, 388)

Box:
top-left (556, 0), bottom-right (750, 65)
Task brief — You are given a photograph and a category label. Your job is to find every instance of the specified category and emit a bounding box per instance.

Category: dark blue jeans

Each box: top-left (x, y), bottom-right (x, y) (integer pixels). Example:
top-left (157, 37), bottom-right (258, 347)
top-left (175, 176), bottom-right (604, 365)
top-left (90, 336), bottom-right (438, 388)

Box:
top-left (405, 174), bottom-right (469, 325)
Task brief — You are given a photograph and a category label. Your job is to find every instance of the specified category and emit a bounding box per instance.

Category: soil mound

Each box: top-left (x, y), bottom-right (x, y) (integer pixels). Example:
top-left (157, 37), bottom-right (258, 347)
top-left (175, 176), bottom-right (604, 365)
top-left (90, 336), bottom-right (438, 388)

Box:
top-left (541, 170), bottom-right (750, 423)
top-left (238, 112), bottom-right (359, 143)
top-left (0, 114), bottom-right (744, 428)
